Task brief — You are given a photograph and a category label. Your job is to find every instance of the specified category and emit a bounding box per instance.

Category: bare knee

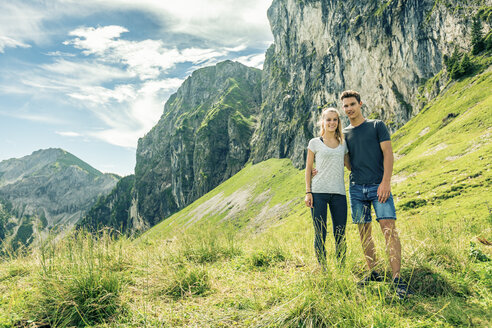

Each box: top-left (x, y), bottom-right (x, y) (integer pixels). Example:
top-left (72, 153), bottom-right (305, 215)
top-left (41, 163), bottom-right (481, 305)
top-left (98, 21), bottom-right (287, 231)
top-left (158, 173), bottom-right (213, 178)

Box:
top-left (379, 220), bottom-right (397, 238)
top-left (358, 223), bottom-right (372, 243)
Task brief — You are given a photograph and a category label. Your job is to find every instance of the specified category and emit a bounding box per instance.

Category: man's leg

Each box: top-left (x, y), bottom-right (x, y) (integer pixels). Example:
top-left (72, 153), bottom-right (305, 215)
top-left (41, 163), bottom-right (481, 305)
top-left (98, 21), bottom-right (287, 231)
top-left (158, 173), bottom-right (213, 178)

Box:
top-left (379, 219), bottom-right (401, 279)
top-left (358, 222), bottom-right (378, 270)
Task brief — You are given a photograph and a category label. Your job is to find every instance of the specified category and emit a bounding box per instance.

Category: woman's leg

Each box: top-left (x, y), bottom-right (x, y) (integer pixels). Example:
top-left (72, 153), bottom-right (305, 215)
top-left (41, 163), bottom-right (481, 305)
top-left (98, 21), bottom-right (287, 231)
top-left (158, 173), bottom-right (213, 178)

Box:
top-left (328, 194), bottom-right (348, 263)
top-left (311, 193), bottom-right (328, 266)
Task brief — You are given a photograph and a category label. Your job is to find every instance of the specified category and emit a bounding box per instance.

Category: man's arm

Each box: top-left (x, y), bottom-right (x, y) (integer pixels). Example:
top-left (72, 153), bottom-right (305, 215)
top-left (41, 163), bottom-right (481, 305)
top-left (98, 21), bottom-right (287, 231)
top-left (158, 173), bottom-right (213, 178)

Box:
top-left (378, 140), bottom-right (393, 203)
top-left (344, 153), bottom-right (351, 171)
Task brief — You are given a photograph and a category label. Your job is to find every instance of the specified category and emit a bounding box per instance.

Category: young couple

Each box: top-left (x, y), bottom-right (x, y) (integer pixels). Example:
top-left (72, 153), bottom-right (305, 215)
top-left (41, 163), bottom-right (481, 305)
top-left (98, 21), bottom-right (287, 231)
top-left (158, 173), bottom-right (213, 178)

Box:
top-left (304, 90), bottom-right (412, 298)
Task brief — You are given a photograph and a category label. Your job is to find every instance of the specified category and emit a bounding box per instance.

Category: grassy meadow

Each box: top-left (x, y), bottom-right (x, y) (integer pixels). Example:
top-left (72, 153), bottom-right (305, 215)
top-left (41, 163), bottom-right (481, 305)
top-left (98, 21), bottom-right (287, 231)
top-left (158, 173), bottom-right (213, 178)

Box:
top-left (0, 70), bottom-right (491, 326)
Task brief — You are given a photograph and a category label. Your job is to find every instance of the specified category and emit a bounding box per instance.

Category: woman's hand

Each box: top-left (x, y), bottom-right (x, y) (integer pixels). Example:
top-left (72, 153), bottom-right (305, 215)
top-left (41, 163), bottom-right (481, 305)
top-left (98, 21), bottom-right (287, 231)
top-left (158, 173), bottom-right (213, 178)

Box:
top-left (305, 193), bottom-right (313, 208)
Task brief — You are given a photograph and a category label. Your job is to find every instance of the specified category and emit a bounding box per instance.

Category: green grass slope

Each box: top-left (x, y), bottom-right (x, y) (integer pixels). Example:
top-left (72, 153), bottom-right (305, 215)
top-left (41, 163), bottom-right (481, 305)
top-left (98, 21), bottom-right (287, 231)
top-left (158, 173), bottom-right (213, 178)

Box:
top-left (0, 71), bottom-right (491, 327)
top-left (391, 69), bottom-right (491, 225)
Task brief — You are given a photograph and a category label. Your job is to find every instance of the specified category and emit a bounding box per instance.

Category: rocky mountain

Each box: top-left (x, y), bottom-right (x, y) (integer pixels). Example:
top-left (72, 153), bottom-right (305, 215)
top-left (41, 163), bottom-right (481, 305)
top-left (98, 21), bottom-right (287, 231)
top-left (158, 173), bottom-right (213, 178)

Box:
top-left (0, 148), bottom-right (119, 248)
top-left (78, 175), bottom-right (140, 234)
top-left (134, 60), bottom-right (262, 226)
top-left (250, 0), bottom-right (491, 169)
top-left (84, 1), bottom-right (490, 234)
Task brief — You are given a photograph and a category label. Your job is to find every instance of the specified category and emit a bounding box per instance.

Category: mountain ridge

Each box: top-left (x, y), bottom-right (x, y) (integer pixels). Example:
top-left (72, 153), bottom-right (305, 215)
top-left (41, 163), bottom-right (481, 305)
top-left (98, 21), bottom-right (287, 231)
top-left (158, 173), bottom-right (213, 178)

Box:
top-left (0, 148), bottom-right (119, 248)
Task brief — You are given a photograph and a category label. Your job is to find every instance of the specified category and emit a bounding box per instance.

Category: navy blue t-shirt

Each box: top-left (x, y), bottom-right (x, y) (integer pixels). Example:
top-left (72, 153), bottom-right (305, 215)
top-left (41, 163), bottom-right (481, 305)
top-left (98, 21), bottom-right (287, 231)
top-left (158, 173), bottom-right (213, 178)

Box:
top-left (343, 119), bottom-right (391, 184)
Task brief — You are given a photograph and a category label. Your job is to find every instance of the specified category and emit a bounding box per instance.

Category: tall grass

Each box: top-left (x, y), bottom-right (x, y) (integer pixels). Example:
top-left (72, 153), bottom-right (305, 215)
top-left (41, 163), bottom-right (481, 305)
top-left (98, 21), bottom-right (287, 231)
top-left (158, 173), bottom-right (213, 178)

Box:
top-left (1, 207), bottom-right (491, 327)
top-left (5, 231), bottom-right (128, 327)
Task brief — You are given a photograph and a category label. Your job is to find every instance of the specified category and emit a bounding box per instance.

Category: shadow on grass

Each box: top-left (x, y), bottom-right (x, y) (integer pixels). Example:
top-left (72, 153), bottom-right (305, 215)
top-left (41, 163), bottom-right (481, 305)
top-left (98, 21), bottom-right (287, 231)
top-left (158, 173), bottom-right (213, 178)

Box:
top-left (405, 266), bottom-right (465, 297)
top-left (398, 266), bottom-right (489, 326)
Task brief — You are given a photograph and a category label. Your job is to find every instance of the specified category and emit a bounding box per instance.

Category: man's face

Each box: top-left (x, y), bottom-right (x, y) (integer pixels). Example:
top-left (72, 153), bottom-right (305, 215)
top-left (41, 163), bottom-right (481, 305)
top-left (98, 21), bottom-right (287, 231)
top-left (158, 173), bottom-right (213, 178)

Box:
top-left (342, 97), bottom-right (362, 120)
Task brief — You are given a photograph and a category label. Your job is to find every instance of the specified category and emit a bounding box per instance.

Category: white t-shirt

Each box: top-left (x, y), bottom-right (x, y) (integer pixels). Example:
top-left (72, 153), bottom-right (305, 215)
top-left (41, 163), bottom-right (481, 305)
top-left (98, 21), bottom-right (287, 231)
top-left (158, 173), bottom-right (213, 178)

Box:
top-left (307, 137), bottom-right (347, 195)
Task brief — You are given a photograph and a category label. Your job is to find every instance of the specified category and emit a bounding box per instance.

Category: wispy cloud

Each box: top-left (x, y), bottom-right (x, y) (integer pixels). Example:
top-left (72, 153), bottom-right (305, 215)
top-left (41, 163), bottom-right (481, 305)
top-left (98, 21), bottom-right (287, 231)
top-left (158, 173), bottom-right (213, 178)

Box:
top-left (124, 0), bottom-right (273, 46)
top-left (14, 59), bottom-right (135, 98)
top-left (45, 51), bottom-right (76, 57)
top-left (0, 1), bottom-right (273, 54)
top-left (68, 85), bottom-right (137, 104)
top-left (234, 53), bottom-right (266, 69)
top-left (64, 26), bottom-right (228, 80)
top-left (0, 1), bottom-right (47, 46)
top-left (55, 131), bottom-right (82, 137)
top-left (0, 36), bottom-right (31, 53)
top-left (0, 111), bottom-right (66, 125)
top-left (85, 78), bottom-right (184, 148)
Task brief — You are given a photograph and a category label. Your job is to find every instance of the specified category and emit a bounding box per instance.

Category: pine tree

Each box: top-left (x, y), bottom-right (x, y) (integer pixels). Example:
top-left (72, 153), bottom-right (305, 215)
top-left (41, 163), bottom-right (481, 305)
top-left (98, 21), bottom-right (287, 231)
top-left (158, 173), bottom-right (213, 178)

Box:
top-left (471, 15), bottom-right (484, 55)
top-left (485, 31), bottom-right (492, 51)
top-left (447, 48), bottom-right (461, 79)
top-left (457, 53), bottom-right (473, 78)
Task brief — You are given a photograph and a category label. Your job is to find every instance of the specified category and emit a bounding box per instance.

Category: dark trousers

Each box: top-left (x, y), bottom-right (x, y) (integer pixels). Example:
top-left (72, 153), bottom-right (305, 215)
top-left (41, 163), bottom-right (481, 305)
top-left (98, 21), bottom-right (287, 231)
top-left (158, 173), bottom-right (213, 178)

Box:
top-left (311, 193), bottom-right (347, 265)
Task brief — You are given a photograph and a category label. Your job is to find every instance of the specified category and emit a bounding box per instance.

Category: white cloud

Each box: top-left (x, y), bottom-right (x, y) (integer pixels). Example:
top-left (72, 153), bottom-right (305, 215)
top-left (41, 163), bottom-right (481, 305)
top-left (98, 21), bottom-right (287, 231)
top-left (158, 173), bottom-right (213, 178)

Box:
top-left (0, 36), bottom-right (31, 53)
top-left (41, 58), bottom-right (134, 82)
top-left (139, 78), bottom-right (184, 95)
top-left (56, 131), bottom-right (82, 137)
top-left (45, 51), bottom-right (76, 57)
top-left (89, 128), bottom-right (140, 149)
top-left (86, 78), bottom-right (184, 148)
top-left (65, 26), bottom-right (228, 80)
top-left (234, 53), bottom-right (266, 69)
top-left (125, 0), bottom-right (274, 46)
top-left (0, 111), bottom-right (66, 125)
top-left (1, 1), bottom-right (273, 50)
top-left (0, 2), bottom-right (47, 45)
top-left (87, 94), bottom-right (164, 148)
top-left (68, 84), bottom-right (136, 104)
top-left (65, 25), bottom-right (129, 55)
top-left (18, 59), bottom-right (135, 95)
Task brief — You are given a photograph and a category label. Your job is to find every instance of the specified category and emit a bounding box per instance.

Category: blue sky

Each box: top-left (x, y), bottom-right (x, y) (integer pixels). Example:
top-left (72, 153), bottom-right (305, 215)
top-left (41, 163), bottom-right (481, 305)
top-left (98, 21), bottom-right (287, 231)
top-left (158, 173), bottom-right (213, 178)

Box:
top-left (0, 0), bottom-right (273, 176)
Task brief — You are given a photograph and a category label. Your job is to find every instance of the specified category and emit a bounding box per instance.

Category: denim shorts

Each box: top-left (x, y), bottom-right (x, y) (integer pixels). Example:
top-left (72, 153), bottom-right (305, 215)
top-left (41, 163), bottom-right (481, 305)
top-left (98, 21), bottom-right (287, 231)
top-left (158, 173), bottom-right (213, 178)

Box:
top-left (349, 183), bottom-right (396, 224)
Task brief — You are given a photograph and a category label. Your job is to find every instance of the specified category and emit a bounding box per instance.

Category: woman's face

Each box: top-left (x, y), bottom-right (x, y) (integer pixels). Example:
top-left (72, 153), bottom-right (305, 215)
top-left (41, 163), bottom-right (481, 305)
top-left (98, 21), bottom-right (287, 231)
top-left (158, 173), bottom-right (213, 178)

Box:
top-left (323, 111), bottom-right (339, 132)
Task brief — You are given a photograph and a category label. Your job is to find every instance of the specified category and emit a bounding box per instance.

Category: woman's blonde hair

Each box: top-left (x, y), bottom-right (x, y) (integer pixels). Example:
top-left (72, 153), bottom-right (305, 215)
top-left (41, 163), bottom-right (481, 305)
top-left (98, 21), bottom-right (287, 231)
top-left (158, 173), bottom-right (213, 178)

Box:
top-left (318, 107), bottom-right (344, 144)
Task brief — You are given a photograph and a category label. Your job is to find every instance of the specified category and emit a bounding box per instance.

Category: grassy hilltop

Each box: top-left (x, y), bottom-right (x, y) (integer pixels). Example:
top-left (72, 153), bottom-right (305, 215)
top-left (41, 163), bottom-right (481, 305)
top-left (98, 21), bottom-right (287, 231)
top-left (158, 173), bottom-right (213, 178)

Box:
top-left (0, 70), bottom-right (491, 326)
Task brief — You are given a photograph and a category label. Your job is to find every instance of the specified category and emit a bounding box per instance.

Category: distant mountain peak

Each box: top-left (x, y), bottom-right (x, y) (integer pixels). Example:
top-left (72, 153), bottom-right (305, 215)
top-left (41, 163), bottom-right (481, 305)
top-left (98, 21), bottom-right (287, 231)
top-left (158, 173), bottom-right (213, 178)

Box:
top-left (0, 148), bottom-right (119, 249)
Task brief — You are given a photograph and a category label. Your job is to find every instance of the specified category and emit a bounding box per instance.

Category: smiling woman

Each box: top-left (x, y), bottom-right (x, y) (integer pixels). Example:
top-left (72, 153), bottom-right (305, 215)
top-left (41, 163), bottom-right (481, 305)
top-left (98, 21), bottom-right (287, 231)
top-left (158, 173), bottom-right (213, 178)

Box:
top-left (0, 0), bottom-right (273, 176)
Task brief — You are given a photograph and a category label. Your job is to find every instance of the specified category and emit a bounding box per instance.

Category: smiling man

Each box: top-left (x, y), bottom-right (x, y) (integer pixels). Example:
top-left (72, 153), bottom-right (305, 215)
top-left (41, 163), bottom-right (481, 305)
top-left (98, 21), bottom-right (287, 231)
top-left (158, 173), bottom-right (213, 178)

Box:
top-left (341, 90), bottom-right (412, 299)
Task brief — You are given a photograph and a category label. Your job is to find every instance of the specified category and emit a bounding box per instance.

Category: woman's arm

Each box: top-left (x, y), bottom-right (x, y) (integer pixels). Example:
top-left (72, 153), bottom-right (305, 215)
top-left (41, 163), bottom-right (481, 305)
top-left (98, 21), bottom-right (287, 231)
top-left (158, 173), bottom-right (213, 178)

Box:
top-left (305, 149), bottom-right (315, 208)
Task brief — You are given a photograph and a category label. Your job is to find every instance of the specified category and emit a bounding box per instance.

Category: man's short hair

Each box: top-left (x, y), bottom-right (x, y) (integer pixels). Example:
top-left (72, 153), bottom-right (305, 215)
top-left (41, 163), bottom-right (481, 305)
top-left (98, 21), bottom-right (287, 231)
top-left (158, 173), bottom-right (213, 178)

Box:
top-left (340, 90), bottom-right (361, 103)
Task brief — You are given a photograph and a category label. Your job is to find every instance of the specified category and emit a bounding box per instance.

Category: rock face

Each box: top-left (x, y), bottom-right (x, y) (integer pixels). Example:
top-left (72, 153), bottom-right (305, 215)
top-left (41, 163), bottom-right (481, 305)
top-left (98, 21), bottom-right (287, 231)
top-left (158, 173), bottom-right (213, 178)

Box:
top-left (250, 0), bottom-right (490, 169)
top-left (79, 175), bottom-right (139, 234)
top-left (135, 60), bottom-right (262, 226)
top-left (0, 148), bottom-right (119, 247)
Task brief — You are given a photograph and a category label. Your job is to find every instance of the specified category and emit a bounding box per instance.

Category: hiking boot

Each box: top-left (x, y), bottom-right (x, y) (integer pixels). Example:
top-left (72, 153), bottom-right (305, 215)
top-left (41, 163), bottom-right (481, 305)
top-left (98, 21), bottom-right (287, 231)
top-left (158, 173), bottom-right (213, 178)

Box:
top-left (393, 277), bottom-right (414, 299)
top-left (357, 271), bottom-right (383, 286)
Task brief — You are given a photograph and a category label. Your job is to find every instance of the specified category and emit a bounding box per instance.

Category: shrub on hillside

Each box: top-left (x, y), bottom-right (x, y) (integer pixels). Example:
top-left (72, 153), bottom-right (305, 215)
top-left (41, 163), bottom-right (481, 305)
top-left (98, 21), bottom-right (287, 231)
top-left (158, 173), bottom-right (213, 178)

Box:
top-left (177, 224), bottom-right (242, 263)
top-left (164, 266), bottom-right (211, 299)
top-left (34, 270), bottom-right (123, 327)
top-left (248, 246), bottom-right (287, 268)
top-left (29, 232), bottom-right (126, 327)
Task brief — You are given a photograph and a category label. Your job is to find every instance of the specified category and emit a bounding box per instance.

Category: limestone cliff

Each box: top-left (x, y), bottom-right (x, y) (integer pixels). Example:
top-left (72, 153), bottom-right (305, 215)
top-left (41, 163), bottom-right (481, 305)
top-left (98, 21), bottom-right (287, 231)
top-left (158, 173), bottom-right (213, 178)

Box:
top-left (251, 0), bottom-right (491, 168)
top-left (134, 61), bottom-right (262, 226)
